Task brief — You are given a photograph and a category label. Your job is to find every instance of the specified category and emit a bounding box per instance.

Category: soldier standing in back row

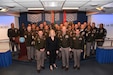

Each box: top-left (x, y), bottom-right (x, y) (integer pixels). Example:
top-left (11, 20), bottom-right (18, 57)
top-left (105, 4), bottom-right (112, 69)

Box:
top-left (31, 24), bottom-right (36, 60)
top-left (96, 23), bottom-right (107, 46)
top-left (85, 26), bottom-right (93, 58)
top-left (24, 26), bottom-right (33, 61)
top-left (91, 22), bottom-right (98, 54)
top-left (35, 30), bottom-right (46, 73)
top-left (59, 26), bottom-right (71, 71)
top-left (7, 23), bottom-right (19, 56)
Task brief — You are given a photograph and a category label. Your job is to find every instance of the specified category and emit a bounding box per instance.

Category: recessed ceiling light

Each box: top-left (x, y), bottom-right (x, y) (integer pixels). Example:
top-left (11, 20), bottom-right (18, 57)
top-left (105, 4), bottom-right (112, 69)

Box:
top-left (0, 8), bottom-right (8, 12)
top-left (96, 7), bottom-right (103, 11)
top-left (62, 7), bottom-right (79, 10)
top-left (90, 4), bottom-right (98, 7)
top-left (42, 2), bottom-right (58, 7)
top-left (28, 8), bottom-right (44, 10)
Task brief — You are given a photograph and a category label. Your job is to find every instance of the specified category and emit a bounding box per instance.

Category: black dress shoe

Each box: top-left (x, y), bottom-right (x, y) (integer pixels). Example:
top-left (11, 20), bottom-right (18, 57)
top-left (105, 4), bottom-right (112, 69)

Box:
top-left (65, 68), bottom-right (69, 71)
top-left (62, 66), bottom-right (65, 69)
top-left (77, 67), bottom-right (80, 70)
top-left (41, 66), bottom-right (45, 69)
top-left (37, 70), bottom-right (40, 73)
top-left (73, 66), bottom-right (77, 69)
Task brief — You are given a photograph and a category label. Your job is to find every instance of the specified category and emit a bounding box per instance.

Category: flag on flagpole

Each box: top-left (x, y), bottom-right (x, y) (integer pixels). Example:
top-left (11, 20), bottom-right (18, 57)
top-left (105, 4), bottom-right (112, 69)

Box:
top-left (63, 11), bottom-right (66, 23)
top-left (51, 11), bottom-right (55, 23)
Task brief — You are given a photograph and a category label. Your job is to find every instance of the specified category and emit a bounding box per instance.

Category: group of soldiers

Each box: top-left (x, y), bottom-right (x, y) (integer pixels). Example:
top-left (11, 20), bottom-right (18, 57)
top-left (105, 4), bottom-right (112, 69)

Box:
top-left (7, 21), bottom-right (107, 72)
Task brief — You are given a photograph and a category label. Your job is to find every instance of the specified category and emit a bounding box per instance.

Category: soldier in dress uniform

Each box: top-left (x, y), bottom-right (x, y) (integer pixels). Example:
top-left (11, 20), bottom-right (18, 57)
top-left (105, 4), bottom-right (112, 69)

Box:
top-left (7, 23), bottom-right (19, 55)
top-left (70, 29), bottom-right (83, 70)
top-left (31, 24), bottom-right (36, 60)
top-left (56, 25), bottom-right (62, 38)
top-left (39, 23), bottom-right (44, 30)
top-left (91, 22), bottom-right (98, 54)
top-left (80, 24), bottom-right (86, 59)
top-left (24, 26), bottom-right (34, 61)
top-left (85, 26), bottom-right (93, 58)
top-left (59, 26), bottom-right (71, 71)
top-left (96, 23), bottom-right (107, 46)
top-left (67, 25), bottom-right (73, 37)
top-left (43, 25), bottom-right (49, 38)
top-left (75, 24), bottom-right (79, 30)
top-left (35, 30), bottom-right (46, 73)
top-left (35, 26), bottom-right (40, 34)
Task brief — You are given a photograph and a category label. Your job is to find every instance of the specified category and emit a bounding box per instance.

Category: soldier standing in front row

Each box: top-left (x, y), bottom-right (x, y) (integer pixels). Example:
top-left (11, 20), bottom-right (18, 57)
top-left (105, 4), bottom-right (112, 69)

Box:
top-left (35, 30), bottom-right (46, 73)
top-left (59, 26), bottom-right (71, 71)
top-left (70, 29), bottom-right (83, 70)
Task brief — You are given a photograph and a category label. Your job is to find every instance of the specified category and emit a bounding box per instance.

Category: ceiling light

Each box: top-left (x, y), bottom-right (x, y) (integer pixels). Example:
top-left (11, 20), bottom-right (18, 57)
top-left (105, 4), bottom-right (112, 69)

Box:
top-left (96, 7), bottom-right (103, 11)
top-left (0, 8), bottom-right (8, 12)
top-left (62, 7), bottom-right (79, 10)
top-left (90, 4), bottom-right (98, 7)
top-left (42, 2), bottom-right (58, 7)
top-left (28, 8), bottom-right (44, 10)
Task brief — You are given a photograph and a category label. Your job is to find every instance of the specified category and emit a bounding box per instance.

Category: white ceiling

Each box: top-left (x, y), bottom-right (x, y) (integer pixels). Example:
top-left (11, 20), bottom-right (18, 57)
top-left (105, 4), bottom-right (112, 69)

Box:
top-left (0, 0), bottom-right (113, 13)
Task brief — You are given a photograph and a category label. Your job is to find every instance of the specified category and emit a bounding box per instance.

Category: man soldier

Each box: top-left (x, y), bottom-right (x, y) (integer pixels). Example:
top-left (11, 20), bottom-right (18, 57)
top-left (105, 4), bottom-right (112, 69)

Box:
top-left (80, 24), bottom-right (86, 59)
top-left (31, 24), bottom-right (36, 60)
top-left (7, 23), bottom-right (19, 56)
top-left (35, 26), bottom-right (40, 34)
top-left (70, 29), bottom-right (83, 70)
top-left (56, 25), bottom-right (62, 38)
top-left (85, 26), bottom-right (93, 58)
top-left (96, 23), bottom-right (107, 46)
top-left (91, 22), bottom-right (98, 54)
top-left (35, 30), bottom-right (46, 73)
top-left (59, 26), bottom-right (71, 71)
top-left (24, 26), bottom-right (34, 61)
top-left (67, 25), bottom-right (73, 37)
top-left (19, 23), bottom-right (26, 37)
top-left (43, 25), bottom-right (49, 38)
top-left (39, 23), bottom-right (44, 30)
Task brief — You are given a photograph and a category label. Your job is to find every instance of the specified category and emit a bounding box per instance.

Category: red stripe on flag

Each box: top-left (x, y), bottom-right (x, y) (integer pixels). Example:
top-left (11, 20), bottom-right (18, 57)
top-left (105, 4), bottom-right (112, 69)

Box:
top-left (51, 11), bottom-right (54, 23)
top-left (63, 11), bottom-right (66, 23)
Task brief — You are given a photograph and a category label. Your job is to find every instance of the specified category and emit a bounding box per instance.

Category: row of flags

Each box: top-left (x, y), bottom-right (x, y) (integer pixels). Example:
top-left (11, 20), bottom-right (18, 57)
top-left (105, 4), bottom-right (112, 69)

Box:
top-left (27, 11), bottom-right (77, 23)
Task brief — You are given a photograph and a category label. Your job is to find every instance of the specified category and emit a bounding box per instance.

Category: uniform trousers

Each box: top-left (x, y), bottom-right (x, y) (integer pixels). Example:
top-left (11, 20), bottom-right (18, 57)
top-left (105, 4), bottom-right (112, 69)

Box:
top-left (86, 42), bottom-right (92, 56)
top-left (73, 49), bottom-right (81, 67)
top-left (10, 41), bottom-right (19, 52)
top-left (91, 41), bottom-right (96, 54)
top-left (31, 46), bottom-right (35, 59)
top-left (61, 47), bottom-right (70, 68)
top-left (26, 46), bottom-right (34, 60)
top-left (36, 50), bottom-right (45, 70)
top-left (97, 41), bottom-right (104, 46)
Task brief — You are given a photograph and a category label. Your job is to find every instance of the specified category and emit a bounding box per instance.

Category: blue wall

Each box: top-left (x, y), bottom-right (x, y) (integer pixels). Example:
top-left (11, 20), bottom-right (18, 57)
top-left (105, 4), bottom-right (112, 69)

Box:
top-left (19, 11), bottom-right (87, 27)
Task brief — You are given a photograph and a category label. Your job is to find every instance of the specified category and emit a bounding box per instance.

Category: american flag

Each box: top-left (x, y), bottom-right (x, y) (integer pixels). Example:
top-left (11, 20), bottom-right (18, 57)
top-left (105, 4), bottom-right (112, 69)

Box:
top-left (66, 13), bottom-right (77, 22)
top-left (27, 14), bottom-right (42, 23)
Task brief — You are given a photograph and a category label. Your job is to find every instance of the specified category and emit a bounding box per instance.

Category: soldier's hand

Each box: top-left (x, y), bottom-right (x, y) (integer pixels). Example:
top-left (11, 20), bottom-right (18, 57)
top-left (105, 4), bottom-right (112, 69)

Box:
top-left (40, 49), bottom-right (44, 52)
top-left (12, 37), bottom-right (15, 40)
top-left (81, 50), bottom-right (83, 52)
top-left (56, 50), bottom-right (59, 54)
top-left (69, 48), bottom-right (71, 51)
top-left (31, 41), bottom-right (35, 45)
top-left (47, 51), bottom-right (50, 55)
top-left (59, 48), bottom-right (62, 51)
